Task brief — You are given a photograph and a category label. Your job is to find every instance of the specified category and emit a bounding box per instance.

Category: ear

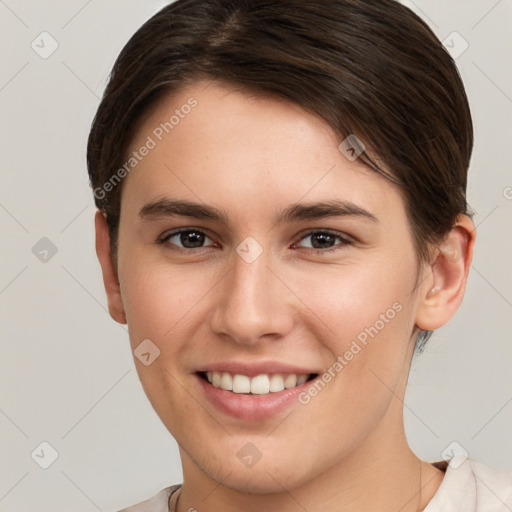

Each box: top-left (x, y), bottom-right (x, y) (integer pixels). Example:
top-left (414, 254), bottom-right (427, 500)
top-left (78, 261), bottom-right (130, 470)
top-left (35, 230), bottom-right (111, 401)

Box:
top-left (94, 210), bottom-right (127, 324)
top-left (415, 214), bottom-right (476, 331)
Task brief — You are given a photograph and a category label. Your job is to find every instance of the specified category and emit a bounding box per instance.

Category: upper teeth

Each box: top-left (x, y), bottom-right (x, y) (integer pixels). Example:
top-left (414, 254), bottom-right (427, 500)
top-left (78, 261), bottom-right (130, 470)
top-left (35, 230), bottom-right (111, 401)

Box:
top-left (206, 371), bottom-right (309, 394)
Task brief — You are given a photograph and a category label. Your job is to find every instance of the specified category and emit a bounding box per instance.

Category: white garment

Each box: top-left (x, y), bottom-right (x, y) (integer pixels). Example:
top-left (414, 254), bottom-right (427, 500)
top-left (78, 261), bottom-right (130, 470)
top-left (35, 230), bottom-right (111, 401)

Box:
top-left (424, 455), bottom-right (512, 512)
top-left (118, 456), bottom-right (512, 511)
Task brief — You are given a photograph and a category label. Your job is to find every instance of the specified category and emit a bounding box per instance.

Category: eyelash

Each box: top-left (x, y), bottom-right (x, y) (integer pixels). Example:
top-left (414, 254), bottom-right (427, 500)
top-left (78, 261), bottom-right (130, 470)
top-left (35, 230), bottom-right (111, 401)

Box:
top-left (156, 228), bottom-right (353, 255)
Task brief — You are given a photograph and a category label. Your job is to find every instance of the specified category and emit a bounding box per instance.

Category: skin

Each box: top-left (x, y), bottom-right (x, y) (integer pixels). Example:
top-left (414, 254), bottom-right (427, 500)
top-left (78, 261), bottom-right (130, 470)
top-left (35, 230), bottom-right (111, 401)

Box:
top-left (95, 79), bottom-right (476, 511)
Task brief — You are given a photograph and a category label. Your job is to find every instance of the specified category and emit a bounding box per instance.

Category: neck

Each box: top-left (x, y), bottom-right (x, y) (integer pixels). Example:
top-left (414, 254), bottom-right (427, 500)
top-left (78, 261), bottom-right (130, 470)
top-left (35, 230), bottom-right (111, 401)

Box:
top-left (176, 414), bottom-right (445, 512)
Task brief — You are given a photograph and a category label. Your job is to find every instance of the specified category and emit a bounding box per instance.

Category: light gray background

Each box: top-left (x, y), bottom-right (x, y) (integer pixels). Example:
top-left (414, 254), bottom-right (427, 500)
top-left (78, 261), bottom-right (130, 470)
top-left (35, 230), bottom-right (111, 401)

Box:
top-left (1, 1), bottom-right (511, 511)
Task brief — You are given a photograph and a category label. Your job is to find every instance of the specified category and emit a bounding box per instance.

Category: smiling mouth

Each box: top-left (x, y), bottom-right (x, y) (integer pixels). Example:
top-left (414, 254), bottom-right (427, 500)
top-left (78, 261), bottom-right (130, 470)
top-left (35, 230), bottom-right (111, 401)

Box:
top-left (197, 371), bottom-right (319, 395)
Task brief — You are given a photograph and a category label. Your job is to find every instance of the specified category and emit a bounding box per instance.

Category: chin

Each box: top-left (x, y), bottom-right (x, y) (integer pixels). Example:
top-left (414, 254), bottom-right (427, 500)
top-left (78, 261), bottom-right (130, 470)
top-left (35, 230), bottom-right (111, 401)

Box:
top-left (214, 469), bottom-right (306, 495)
top-left (200, 449), bottom-right (314, 494)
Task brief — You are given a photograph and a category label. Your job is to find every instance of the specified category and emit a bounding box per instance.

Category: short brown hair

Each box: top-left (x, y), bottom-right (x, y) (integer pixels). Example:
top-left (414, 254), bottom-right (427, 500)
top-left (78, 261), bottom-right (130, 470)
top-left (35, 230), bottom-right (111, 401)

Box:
top-left (87, 0), bottom-right (474, 349)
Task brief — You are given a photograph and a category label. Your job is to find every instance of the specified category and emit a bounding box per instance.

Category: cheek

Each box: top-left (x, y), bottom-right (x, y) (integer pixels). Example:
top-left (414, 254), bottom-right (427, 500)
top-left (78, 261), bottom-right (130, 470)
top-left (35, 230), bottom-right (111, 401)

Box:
top-left (293, 254), bottom-right (416, 340)
top-left (119, 255), bottom-right (216, 347)
top-left (118, 256), bottom-right (213, 423)
top-left (290, 252), bottom-right (418, 404)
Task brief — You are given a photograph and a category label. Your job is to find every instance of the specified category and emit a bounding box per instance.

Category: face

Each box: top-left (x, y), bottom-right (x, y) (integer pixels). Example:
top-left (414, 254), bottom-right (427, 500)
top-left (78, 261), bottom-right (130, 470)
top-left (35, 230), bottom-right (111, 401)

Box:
top-left (113, 79), bottom-right (429, 492)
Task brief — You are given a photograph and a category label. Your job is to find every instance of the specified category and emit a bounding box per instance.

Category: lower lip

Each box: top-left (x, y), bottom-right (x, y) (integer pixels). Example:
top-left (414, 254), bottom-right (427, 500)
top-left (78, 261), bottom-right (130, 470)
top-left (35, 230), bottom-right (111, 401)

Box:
top-left (195, 373), bottom-right (315, 421)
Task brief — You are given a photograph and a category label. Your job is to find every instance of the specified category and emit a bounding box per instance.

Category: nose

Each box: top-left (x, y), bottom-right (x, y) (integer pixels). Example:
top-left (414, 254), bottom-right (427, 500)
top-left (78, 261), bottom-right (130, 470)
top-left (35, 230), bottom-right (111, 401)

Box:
top-left (209, 244), bottom-right (295, 347)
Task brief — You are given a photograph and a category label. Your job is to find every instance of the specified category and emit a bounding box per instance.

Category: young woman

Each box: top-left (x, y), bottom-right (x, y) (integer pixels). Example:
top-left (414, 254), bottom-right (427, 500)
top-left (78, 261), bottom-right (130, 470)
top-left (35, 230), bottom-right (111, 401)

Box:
top-left (88, 0), bottom-right (512, 510)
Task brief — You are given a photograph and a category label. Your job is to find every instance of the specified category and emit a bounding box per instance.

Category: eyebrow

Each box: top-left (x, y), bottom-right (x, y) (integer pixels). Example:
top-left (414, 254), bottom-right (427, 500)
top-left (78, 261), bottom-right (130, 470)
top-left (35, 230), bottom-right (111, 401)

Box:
top-left (138, 198), bottom-right (378, 224)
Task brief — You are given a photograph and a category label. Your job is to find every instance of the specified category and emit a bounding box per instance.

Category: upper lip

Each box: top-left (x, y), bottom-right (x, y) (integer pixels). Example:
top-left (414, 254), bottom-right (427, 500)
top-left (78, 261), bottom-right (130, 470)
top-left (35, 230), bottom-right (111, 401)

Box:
top-left (195, 360), bottom-right (321, 378)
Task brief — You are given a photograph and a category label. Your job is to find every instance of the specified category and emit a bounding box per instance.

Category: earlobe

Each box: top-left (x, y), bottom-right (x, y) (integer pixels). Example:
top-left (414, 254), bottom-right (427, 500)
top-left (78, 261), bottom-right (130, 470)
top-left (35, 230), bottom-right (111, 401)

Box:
top-left (415, 215), bottom-right (476, 331)
top-left (94, 210), bottom-right (127, 324)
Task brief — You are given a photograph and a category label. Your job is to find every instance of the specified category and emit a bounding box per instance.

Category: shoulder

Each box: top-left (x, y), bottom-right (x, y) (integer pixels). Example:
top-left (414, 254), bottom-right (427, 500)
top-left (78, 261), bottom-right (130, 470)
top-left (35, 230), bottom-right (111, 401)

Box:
top-left (425, 456), bottom-right (512, 512)
top-left (116, 484), bottom-right (182, 512)
top-left (470, 459), bottom-right (512, 510)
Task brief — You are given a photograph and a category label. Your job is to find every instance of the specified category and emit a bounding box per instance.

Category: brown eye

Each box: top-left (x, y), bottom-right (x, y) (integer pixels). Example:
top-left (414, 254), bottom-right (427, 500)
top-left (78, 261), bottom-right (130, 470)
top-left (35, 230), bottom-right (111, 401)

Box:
top-left (296, 231), bottom-right (351, 252)
top-left (160, 229), bottom-right (214, 250)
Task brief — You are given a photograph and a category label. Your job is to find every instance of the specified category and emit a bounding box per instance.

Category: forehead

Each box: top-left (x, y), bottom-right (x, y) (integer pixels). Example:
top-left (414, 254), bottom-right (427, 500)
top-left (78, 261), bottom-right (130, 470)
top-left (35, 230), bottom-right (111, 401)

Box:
top-left (120, 79), bottom-right (405, 224)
